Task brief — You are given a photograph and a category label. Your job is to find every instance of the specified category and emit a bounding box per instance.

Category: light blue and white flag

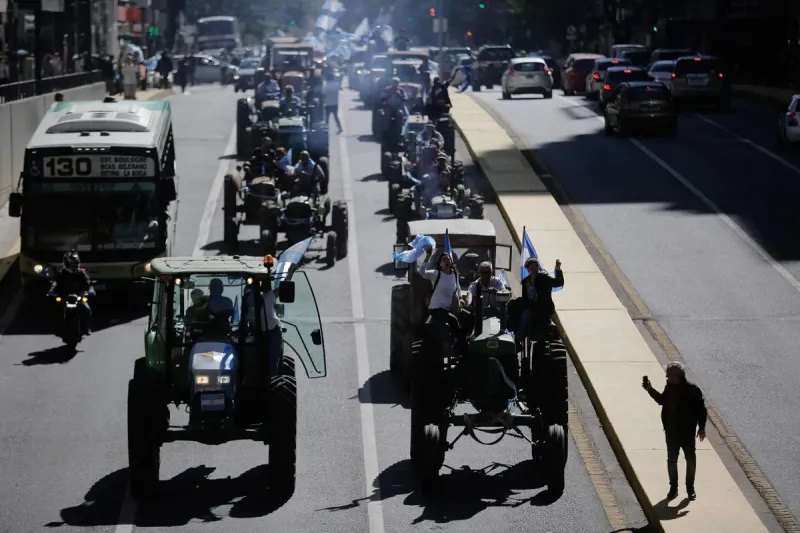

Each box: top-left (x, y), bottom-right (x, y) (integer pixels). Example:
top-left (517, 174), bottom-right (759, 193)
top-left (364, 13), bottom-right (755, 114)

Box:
top-left (393, 234), bottom-right (436, 264)
top-left (443, 228), bottom-right (452, 257)
top-left (353, 18), bottom-right (369, 38)
top-left (381, 25), bottom-right (394, 45)
top-left (520, 228), bottom-right (563, 291)
top-left (322, 0), bottom-right (346, 14)
top-left (316, 14), bottom-right (339, 32)
top-left (275, 236), bottom-right (314, 284)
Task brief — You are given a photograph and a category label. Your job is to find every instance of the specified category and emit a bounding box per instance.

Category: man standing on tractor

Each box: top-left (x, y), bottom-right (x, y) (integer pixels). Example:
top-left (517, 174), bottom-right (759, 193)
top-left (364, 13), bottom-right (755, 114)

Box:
top-left (426, 75), bottom-right (457, 122)
top-left (515, 256), bottom-right (564, 343)
top-left (420, 122), bottom-right (445, 150)
top-left (280, 85), bottom-right (303, 115)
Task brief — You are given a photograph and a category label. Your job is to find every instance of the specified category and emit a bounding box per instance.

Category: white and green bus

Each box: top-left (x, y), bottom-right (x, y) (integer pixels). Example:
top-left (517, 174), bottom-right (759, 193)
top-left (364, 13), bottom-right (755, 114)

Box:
top-left (8, 100), bottom-right (179, 292)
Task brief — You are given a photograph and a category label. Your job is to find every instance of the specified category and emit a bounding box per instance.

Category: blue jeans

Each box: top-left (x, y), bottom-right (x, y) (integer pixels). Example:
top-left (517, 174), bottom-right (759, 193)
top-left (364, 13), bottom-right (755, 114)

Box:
top-left (267, 326), bottom-right (283, 377)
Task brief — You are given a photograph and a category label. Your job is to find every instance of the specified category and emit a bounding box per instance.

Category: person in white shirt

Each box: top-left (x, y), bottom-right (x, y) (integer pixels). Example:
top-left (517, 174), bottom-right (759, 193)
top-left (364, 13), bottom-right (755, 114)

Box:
top-left (464, 261), bottom-right (507, 307)
top-left (418, 245), bottom-right (468, 353)
top-left (322, 72), bottom-right (343, 133)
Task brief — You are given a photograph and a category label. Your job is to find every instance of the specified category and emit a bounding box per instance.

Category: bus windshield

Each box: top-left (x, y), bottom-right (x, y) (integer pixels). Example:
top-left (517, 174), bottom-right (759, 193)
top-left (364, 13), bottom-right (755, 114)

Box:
top-left (25, 180), bottom-right (159, 253)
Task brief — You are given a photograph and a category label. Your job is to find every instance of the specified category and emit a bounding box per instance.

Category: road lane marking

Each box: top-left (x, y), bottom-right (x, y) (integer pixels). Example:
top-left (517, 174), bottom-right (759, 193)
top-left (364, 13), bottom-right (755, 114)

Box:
top-left (193, 124), bottom-right (238, 257)
top-left (339, 95), bottom-right (385, 533)
top-left (695, 114), bottom-right (800, 176)
top-left (113, 123), bottom-right (237, 533)
top-left (557, 95), bottom-right (800, 294)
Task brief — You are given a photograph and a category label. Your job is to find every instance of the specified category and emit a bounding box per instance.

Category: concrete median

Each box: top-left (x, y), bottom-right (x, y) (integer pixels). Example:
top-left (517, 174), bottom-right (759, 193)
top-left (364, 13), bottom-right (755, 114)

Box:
top-left (448, 89), bottom-right (770, 533)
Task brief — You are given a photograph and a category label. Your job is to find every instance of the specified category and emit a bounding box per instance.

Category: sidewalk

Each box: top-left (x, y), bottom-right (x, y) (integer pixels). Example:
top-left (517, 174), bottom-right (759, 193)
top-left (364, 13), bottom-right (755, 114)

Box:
top-left (448, 89), bottom-right (771, 533)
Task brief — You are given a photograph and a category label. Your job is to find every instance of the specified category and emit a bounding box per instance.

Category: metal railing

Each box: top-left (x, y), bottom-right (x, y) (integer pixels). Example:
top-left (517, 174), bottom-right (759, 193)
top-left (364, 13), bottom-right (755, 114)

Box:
top-left (0, 70), bottom-right (104, 104)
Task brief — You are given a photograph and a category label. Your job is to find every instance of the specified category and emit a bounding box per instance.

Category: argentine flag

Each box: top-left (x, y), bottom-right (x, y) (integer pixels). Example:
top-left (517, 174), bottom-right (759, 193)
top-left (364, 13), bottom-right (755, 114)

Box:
top-left (521, 228), bottom-right (563, 291)
top-left (275, 236), bottom-right (314, 286)
top-left (316, 14), bottom-right (338, 32)
top-left (443, 228), bottom-right (452, 257)
top-left (393, 234), bottom-right (435, 264)
top-left (322, 0), bottom-right (346, 14)
top-left (353, 18), bottom-right (369, 39)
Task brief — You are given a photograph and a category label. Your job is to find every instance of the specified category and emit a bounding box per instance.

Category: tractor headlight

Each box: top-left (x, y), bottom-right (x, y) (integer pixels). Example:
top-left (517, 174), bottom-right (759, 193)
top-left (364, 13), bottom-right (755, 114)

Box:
top-left (218, 375), bottom-right (230, 384)
top-left (195, 375), bottom-right (210, 385)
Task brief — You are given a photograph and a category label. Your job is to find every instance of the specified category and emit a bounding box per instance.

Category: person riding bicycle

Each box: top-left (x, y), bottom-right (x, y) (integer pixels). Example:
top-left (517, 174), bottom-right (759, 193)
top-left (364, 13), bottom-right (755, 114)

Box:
top-left (48, 250), bottom-right (94, 335)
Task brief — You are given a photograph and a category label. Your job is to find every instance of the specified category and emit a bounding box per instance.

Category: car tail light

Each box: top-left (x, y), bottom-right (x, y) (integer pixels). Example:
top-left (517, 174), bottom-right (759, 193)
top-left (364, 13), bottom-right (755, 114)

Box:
top-left (694, 57), bottom-right (702, 61)
top-left (507, 68), bottom-right (515, 76)
top-left (718, 72), bottom-right (724, 78)
top-left (544, 67), bottom-right (551, 74)
top-left (789, 112), bottom-right (798, 126)
top-left (623, 69), bottom-right (632, 73)
top-left (671, 72), bottom-right (677, 78)
top-left (603, 83), bottom-right (612, 90)
top-left (592, 72), bottom-right (600, 80)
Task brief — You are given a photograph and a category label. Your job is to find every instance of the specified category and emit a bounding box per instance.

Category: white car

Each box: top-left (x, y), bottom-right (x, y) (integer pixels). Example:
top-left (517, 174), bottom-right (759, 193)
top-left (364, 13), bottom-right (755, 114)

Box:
top-left (777, 94), bottom-right (800, 145)
top-left (648, 60), bottom-right (675, 92)
top-left (501, 57), bottom-right (553, 99)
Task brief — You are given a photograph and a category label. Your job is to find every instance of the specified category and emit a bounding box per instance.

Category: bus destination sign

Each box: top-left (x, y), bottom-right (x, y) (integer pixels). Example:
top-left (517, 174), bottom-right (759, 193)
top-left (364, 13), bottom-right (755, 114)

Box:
top-left (42, 155), bottom-right (156, 178)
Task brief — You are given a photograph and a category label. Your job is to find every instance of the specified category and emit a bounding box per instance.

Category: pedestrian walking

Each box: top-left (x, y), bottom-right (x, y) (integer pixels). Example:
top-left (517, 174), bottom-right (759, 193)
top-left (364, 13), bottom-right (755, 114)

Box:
top-left (121, 54), bottom-right (138, 100)
top-left (643, 361), bottom-right (707, 501)
top-left (323, 71), bottom-right (343, 133)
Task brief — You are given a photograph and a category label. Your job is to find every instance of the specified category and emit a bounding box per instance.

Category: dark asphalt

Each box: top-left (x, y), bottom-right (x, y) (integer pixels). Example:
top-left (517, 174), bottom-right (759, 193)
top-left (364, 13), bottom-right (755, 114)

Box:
top-left (472, 87), bottom-right (800, 520)
top-left (0, 84), bottom-right (642, 532)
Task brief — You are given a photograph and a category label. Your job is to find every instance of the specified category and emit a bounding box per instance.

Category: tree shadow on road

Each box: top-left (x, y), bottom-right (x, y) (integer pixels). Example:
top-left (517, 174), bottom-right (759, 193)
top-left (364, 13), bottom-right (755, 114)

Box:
top-left (47, 465), bottom-right (289, 528)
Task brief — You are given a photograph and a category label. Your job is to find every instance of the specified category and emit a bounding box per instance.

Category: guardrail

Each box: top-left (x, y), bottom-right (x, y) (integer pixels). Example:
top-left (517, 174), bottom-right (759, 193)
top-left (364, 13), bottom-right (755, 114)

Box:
top-left (0, 71), bottom-right (104, 104)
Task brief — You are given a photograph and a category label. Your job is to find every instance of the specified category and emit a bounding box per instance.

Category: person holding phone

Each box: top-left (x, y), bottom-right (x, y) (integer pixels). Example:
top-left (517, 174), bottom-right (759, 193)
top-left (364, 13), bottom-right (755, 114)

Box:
top-left (643, 361), bottom-right (707, 501)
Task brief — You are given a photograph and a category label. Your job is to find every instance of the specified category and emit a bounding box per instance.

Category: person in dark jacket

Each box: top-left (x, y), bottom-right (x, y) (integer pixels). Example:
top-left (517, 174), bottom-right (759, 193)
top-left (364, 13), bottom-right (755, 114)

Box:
top-left (48, 250), bottom-right (94, 335)
top-left (515, 256), bottom-right (564, 342)
top-left (643, 361), bottom-right (707, 501)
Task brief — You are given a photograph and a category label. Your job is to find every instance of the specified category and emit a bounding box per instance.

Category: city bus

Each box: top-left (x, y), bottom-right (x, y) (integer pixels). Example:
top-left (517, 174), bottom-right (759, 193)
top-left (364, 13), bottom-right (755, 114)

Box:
top-left (7, 100), bottom-right (179, 293)
top-left (196, 16), bottom-right (242, 53)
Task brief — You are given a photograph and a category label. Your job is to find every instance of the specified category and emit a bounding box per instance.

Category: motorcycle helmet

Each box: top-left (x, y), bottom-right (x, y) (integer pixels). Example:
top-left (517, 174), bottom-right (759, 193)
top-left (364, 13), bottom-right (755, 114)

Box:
top-left (62, 250), bottom-right (80, 272)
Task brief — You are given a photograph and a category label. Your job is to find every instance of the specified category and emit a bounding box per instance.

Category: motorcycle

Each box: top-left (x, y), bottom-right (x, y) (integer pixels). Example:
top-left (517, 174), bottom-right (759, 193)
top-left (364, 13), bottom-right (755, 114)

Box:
top-left (54, 293), bottom-right (88, 349)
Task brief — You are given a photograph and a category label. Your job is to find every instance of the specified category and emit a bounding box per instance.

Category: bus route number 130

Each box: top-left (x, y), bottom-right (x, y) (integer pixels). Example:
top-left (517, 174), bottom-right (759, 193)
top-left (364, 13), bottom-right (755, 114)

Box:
top-left (45, 156), bottom-right (92, 177)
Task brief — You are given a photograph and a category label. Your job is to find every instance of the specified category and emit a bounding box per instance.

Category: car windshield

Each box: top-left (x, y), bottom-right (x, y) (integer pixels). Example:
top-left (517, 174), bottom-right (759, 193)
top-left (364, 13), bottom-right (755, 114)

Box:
top-left (171, 270), bottom-right (327, 378)
top-left (25, 180), bottom-right (158, 253)
top-left (574, 58), bottom-right (596, 70)
top-left (622, 50), bottom-right (650, 65)
top-left (628, 85), bottom-right (670, 101)
top-left (655, 50), bottom-right (692, 61)
top-left (675, 58), bottom-right (723, 75)
top-left (239, 59), bottom-right (259, 68)
top-left (598, 59), bottom-right (631, 72)
top-left (650, 61), bottom-right (675, 72)
top-left (607, 69), bottom-right (649, 82)
top-left (514, 61), bottom-right (546, 72)
top-left (480, 48), bottom-right (515, 60)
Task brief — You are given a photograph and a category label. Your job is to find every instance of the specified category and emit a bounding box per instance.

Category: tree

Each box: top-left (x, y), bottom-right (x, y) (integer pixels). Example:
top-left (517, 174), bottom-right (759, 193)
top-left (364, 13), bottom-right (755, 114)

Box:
top-left (599, 0), bottom-right (649, 43)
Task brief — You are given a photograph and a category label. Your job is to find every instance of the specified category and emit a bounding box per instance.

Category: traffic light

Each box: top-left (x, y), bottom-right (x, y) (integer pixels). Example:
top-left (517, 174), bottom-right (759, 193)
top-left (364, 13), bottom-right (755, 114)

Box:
top-left (148, 26), bottom-right (159, 36)
top-left (479, 3), bottom-right (485, 7)
top-left (652, 25), bottom-right (658, 32)
top-left (290, 19), bottom-right (296, 25)
top-left (466, 30), bottom-right (472, 37)
top-left (429, 8), bottom-right (435, 16)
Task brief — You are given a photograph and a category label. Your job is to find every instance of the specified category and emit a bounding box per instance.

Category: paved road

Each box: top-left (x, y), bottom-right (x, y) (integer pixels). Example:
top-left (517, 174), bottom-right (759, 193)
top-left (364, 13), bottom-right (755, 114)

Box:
top-left (0, 85), bottom-right (643, 532)
top-left (471, 87), bottom-right (800, 520)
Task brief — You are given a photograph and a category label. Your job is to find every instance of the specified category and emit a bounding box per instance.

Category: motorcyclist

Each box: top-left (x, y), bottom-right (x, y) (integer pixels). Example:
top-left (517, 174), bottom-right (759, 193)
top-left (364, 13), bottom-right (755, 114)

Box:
top-left (516, 257), bottom-right (564, 343)
top-left (256, 72), bottom-right (280, 104)
top-left (294, 150), bottom-right (324, 195)
top-left (280, 85), bottom-right (303, 115)
top-left (48, 250), bottom-right (94, 335)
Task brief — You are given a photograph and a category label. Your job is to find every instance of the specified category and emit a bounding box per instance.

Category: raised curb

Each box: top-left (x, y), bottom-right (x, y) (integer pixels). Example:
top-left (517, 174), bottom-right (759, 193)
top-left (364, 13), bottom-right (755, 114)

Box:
top-left (448, 89), bottom-right (772, 533)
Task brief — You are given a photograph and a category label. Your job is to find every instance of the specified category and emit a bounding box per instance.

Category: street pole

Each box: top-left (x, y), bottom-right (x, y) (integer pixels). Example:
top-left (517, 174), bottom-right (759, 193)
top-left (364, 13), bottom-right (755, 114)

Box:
top-left (437, 0), bottom-right (443, 66)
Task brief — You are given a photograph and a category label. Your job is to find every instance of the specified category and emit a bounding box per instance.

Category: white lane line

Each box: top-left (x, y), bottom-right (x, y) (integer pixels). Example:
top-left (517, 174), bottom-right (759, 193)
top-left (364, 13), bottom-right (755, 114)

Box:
top-left (556, 95), bottom-right (800, 293)
top-left (338, 97), bottom-right (385, 532)
top-left (114, 124), bottom-right (238, 533)
top-left (192, 124), bottom-right (238, 257)
top-left (695, 114), bottom-right (800, 176)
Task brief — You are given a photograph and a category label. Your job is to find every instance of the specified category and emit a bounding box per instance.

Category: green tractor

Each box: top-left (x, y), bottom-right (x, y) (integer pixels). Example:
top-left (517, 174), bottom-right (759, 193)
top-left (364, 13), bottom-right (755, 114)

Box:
top-left (127, 255), bottom-right (327, 500)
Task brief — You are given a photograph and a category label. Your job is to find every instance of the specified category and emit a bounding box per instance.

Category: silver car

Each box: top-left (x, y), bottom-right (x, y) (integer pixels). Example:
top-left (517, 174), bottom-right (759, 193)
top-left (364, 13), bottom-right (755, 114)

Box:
top-left (647, 60), bottom-right (675, 92)
top-left (501, 58), bottom-right (553, 99)
top-left (777, 94), bottom-right (800, 145)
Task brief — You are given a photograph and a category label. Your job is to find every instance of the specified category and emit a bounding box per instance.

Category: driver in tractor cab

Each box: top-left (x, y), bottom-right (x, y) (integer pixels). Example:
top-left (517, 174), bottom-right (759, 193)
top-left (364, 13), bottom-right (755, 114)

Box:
top-left (294, 150), bottom-right (324, 195)
top-left (256, 72), bottom-right (280, 105)
top-left (515, 257), bottom-right (564, 345)
top-left (185, 288), bottom-right (210, 324)
top-left (207, 278), bottom-right (234, 326)
top-left (420, 122), bottom-right (444, 150)
top-left (48, 250), bottom-right (95, 335)
top-left (460, 260), bottom-right (508, 334)
top-left (419, 245), bottom-right (470, 355)
top-left (280, 85), bottom-right (303, 115)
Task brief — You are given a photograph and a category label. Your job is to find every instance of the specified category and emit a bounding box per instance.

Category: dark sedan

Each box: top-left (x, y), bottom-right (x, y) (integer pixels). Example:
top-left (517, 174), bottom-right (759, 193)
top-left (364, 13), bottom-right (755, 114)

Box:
top-left (603, 81), bottom-right (677, 136)
top-left (600, 66), bottom-right (651, 108)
